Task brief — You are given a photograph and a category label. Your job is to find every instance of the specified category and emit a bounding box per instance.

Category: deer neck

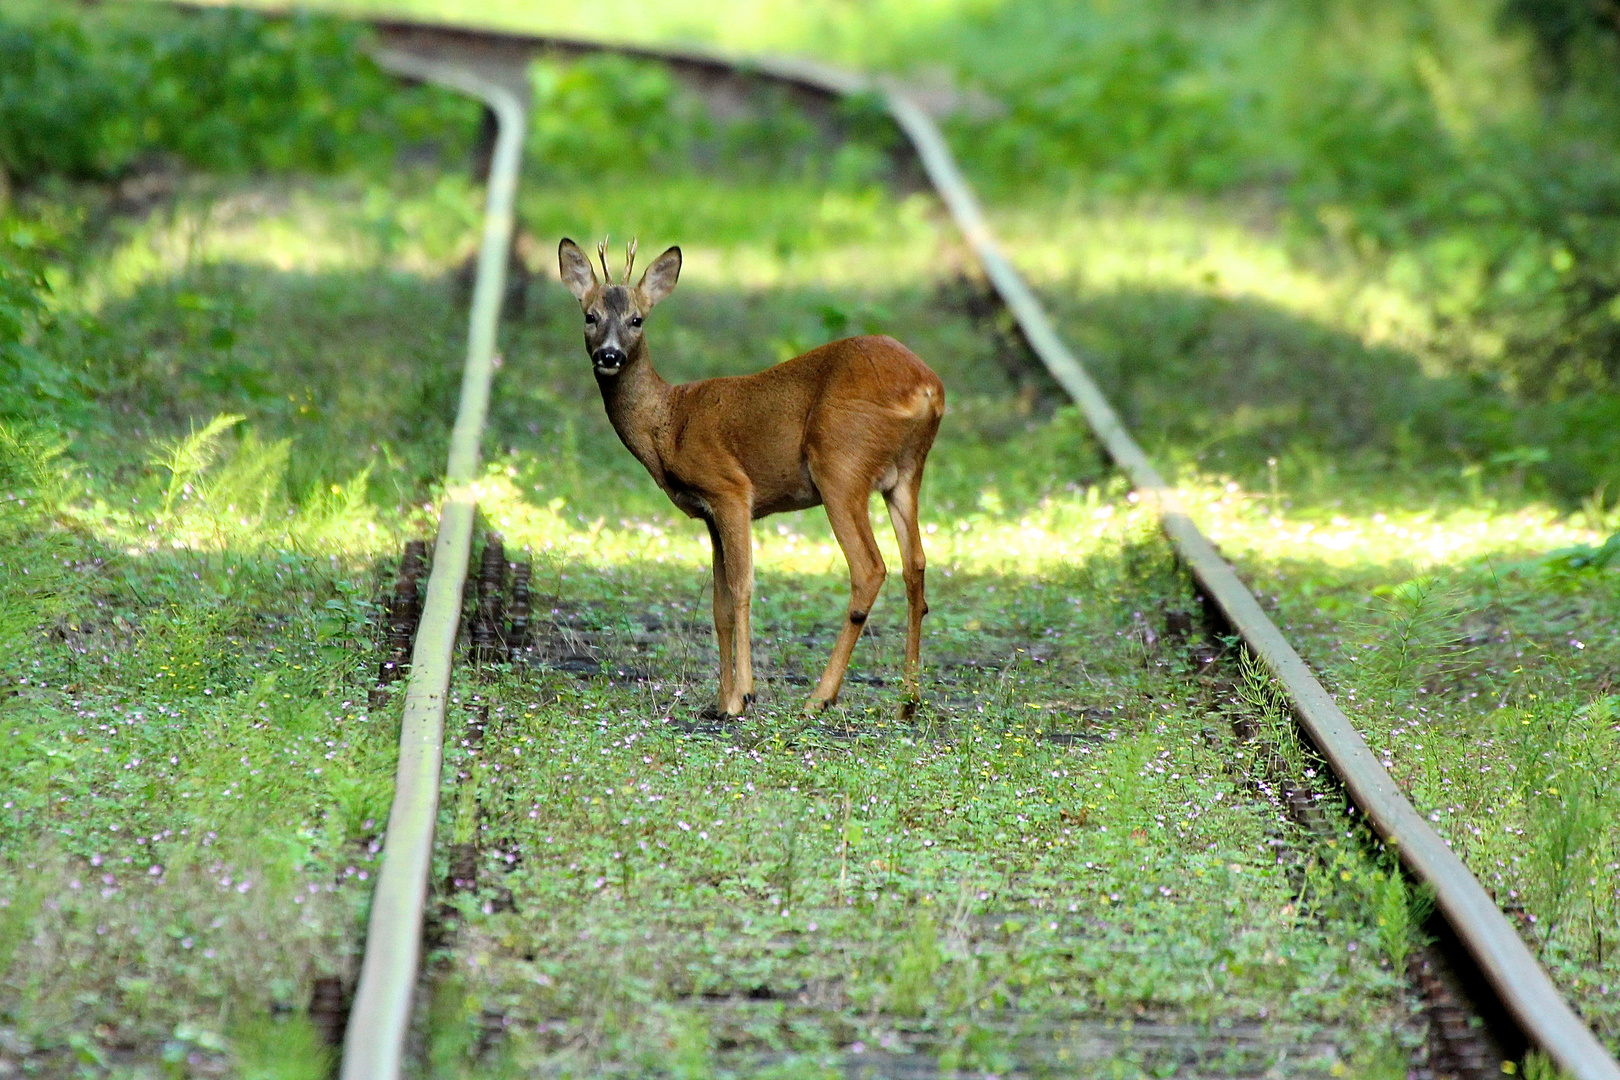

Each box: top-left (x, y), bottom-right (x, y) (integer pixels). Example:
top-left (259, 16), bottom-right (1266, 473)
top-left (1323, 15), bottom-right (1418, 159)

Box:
top-left (597, 342), bottom-right (674, 483)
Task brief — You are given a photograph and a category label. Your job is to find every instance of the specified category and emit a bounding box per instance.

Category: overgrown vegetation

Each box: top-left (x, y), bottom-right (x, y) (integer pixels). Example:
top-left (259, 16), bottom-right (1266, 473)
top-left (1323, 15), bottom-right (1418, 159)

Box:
top-left (0, 419), bottom-right (384, 1072)
top-left (0, 0), bottom-right (1617, 1073)
top-left (0, 3), bottom-right (475, 181)
top-left (263, 0), bottom-right (1620, 503)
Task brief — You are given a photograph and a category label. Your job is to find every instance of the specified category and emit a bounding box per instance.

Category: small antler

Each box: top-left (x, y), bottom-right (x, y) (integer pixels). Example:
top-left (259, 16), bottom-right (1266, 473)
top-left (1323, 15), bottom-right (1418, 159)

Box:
top-left (597, 237), bottom-right (612, 282)
top-left (623, 237), bottom-right (639, 284)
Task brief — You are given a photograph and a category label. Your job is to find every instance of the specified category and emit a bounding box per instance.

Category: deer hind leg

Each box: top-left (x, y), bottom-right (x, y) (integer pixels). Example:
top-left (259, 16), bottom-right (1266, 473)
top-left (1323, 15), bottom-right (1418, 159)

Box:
top-left (883, 467), bottom-right (928, 712)
top-left (711, 502), bottom-right (756, 717)
top-left (806, 484), bottom-right (886, 714)
top-left (706, 519), bottom-right (737, 715)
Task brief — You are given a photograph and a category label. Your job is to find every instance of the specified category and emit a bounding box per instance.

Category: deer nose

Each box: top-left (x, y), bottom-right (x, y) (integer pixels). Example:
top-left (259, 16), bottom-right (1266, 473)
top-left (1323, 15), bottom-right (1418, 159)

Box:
top-left (593, 347), bottom-right (626, 372)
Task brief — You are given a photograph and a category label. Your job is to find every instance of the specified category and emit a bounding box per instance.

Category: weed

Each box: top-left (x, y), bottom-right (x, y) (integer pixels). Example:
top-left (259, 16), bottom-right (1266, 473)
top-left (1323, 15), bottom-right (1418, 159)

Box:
top-left (230, 1013), bottom-right (333, 1080)
top-left (152, 412), bottom-right (245, 517)
top-left (1236, 648), bottom-right (1310, 780)
top-left (1371, 867), bottom-right (1433, 975)
top-left (1522, 1049), bottom-right (1576, 1080)
top-left (886, 910), bottom-right (942, 1017)
top-left (1360, 575), bottom-right (1470, 697)
top-left (664, 1007), bottom-right (715, 1080)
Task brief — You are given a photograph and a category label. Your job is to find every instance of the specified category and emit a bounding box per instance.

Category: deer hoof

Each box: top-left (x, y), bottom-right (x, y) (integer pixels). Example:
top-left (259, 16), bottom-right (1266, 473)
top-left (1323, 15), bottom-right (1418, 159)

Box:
top-left (742, 692), bottom-right (756, 706)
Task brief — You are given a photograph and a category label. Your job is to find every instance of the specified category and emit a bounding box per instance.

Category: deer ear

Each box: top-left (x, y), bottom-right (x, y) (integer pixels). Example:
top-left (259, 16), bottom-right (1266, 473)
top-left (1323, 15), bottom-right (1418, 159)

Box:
top-left (637, 246), bottom-right (682, 307)
top-left (558, 238), bottom-right (597, 301)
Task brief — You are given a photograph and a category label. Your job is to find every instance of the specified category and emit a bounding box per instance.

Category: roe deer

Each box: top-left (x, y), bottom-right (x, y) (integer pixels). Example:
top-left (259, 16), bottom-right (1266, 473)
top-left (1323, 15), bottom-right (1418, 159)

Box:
top-left (558, 237), bottom-right (945, 718)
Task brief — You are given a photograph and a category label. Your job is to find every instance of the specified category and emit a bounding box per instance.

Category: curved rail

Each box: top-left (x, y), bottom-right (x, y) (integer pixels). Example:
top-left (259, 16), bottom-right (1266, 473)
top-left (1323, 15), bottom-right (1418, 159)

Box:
top-left (337, 49), bottom-right (527, 1080)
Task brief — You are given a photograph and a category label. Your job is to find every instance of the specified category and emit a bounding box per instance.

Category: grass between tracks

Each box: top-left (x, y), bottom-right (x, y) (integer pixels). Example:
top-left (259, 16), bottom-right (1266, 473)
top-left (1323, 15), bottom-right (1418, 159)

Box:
top-left (2, 165), bottom-right (1435, 1075)
top-left (426, 502), bottom-right (1422, 1077)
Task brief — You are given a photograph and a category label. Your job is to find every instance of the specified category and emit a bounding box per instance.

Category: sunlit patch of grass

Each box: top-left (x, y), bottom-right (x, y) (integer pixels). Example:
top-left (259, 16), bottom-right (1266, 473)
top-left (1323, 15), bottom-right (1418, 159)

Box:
top-left (519, 182), bottom-right (947, 292)
top-left (1183, 474), bottom-right (1606, 575)
top-left (79, 172), bottom-right (944, 314)
top-left (477, 463), bottom-right (1148, 582)
top-left (80, 175), bottom-right (488, 311)
top-left (997, 194), bottom-right (1442, 365)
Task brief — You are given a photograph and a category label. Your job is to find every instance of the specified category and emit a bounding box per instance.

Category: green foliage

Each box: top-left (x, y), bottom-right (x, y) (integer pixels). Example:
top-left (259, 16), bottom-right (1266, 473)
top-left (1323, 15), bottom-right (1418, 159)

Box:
top-left (885, 910), bottom-right (942, 1016)
top-left (424, 975), bottom-right (486, 1079)
top-left (1500, 0), bottom-right (1620, 78)
top-left (0, 221), bottom-right (93, 426)
top-left (916, 0), bottom-right (1620, 498)
top-left (525, 52), bottom-right (847, 184)
top-left (528, 54), bottom-right (702, 180)
top-left (153, 413), bottom-right (247, 518)
top-left (1370, 868), bottom-right (1433, 974)
top-left (1547, 530), bottom-right (1620, 571)
top-left (951, 13), bottom-right (1251, 191)
top-left (1359, 576), bottom-right (1471, 697)
top-left (1521, 1049), bottom-right (1577, 1080)
top-left (0, 424), bottom-right (80, 676)
top-left (0, 421), bottom-right (70, 526)
top-left (664, 1008), bottom-right (715, 1080)
top-left (0, 4), bottom-right (479, 431)
top-left (230, 1014), bottom-right (334, 1080)
top-left (0, 3), bottom-right (477, 182)
top-left (1505, 696), bottom-right (1620, 942)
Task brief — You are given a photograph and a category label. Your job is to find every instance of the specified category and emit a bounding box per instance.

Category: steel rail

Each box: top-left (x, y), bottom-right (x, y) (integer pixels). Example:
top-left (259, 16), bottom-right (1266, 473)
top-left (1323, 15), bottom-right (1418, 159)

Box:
top-left (166, 4), bottom-right (1616, 1072)
top-left (336, 49), bottom-right (526, 1080)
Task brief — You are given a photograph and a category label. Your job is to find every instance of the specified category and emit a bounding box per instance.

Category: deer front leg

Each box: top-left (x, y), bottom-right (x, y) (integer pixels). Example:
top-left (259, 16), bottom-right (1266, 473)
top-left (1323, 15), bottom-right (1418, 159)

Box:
top-left (807, 486), bottom-right (886, 714)
top-left (710, 500), bottom-right (756, 717)
top-left (706, 519), bottom-right (737, 715)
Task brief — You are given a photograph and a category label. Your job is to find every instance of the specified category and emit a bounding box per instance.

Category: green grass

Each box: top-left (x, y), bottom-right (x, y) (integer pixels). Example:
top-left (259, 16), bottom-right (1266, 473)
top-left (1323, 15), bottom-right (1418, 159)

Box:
top-left (421, 513), bottom-right (1423, 1075)
top-left (0, 156), bottom-right (1437, 1073)
top-left (2, 2), bottom-right (1619, 1072)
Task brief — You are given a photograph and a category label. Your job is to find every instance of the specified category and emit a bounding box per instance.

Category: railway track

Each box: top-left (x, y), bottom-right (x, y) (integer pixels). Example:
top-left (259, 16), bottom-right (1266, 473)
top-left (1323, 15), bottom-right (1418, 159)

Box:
top-left (155, 7), bottom-right (1620, 1078)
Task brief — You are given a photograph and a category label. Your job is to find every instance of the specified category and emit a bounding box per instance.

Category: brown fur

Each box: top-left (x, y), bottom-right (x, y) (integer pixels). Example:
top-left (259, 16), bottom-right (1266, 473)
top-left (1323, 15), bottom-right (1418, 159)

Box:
top-left (559, 238), bottom-right (944, 717)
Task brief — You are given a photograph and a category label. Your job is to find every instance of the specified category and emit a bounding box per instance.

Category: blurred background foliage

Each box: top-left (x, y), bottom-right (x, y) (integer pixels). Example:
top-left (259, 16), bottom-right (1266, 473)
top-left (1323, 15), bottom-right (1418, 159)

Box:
top-left (0, 4), bottom-right (476, 179)
top-left (921, 0), bottom-right (1620, 503)
top-left (1, 0), bottom-right (1619, 506)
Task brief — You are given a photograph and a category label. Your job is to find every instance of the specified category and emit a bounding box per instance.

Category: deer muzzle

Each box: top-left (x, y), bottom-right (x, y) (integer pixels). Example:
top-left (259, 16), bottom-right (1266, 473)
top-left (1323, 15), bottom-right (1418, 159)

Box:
top-left (592, 347), bottom-right (627, 375)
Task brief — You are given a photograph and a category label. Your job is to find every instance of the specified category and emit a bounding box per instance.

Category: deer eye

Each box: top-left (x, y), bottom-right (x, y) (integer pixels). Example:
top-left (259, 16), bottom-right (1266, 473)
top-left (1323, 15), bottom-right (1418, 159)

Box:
top-left (630, 316), bottom-right (644, 328)
top-left (584, 312), bottom-right (599, 325)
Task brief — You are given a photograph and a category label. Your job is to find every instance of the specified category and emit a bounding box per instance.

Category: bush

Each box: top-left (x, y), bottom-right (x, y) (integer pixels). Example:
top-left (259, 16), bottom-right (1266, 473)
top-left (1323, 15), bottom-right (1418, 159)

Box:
top-left (0, 4), bottom-right (476, 183)
top-left (938, 6), bottom-right (1254, 192)
top-left (524, 52), bottom-right (840, 183)
top-left (0, 4), bottom-right (483, 433)
top-left (0, 220), bottom-right (92, 427)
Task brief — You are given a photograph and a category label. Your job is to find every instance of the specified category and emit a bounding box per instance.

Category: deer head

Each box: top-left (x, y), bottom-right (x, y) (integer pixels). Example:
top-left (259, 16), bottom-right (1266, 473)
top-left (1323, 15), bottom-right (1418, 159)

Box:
top-left (558, 237), bottom-right (682, 376)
